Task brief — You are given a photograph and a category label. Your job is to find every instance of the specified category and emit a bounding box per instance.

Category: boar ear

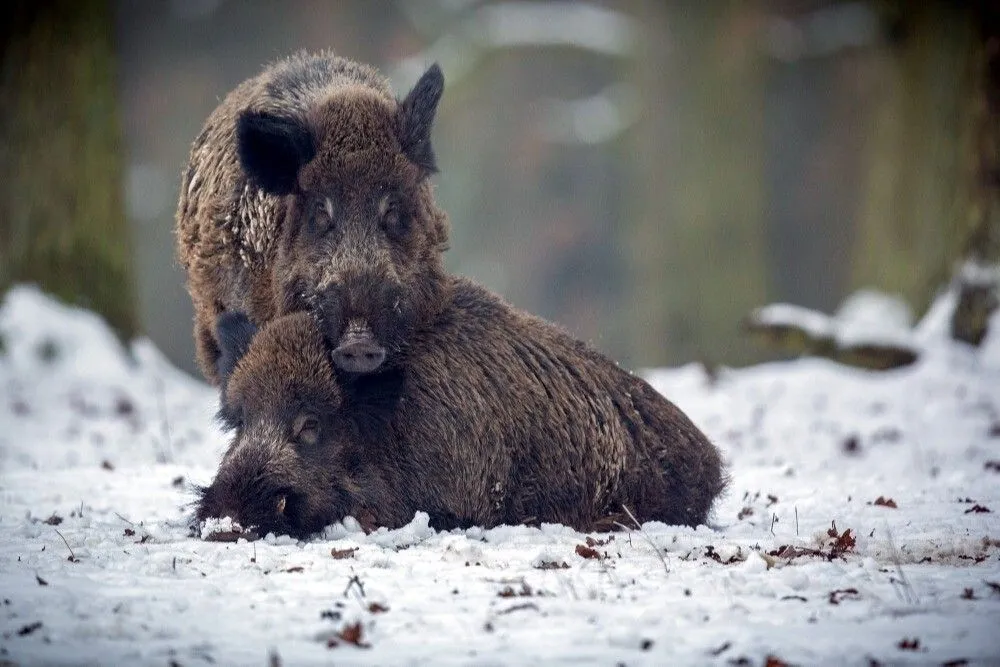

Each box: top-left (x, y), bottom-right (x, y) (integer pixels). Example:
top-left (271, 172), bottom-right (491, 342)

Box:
top-left (216, 311), bottom-right (258, 386)
top-left (398, 63), bottom-right (444, 173)
top-left (237, 111), bottom-right (315, 196)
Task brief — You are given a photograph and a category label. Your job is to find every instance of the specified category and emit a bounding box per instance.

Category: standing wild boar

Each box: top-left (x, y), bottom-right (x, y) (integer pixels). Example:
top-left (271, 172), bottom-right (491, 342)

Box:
top-left (176, 52), bottom-right (449, 384)
top-left (197, 306), bottom-right (725, 539)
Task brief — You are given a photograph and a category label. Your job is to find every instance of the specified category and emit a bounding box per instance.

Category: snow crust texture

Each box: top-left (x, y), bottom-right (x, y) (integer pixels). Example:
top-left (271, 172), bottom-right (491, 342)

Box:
top-left (1, 285), bottom-right (999, 666)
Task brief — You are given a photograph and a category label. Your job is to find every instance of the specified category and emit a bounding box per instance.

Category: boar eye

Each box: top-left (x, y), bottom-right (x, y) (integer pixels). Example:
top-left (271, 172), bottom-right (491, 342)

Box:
top-left (308, 198), bottom-right (336, 235)
top-left (380, 197), bottom-right (408, 238)
top-left (293, 414), bottom-right (320, 446)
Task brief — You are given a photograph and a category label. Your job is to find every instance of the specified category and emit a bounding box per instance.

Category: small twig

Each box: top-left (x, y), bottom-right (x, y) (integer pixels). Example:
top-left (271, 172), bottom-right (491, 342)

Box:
top-left (251, 541), bottom-right (257, 564)
top-left (496, 602), bottom-right (539, 615)
top-left (770, 513), bottom-right (778, 535)
top-left (617, 504), bottom-right (669, 574)
top-left (344, 574), bottom-right (366, 599)
top-left (885, 526), bottom-right (919, 605)
top-left (114, 512), bottom-right (135, 526)
top-left (54, 529), bottom-right (76, 562)
top-left (795, 506), bottom-right (799, 536)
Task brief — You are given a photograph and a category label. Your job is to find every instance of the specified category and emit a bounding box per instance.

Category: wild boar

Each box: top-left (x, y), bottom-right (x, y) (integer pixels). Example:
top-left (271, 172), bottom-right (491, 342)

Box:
top-left (176, 52), bottom-right (449, 384)
top-left (196, 296), bottom-right (726, 539)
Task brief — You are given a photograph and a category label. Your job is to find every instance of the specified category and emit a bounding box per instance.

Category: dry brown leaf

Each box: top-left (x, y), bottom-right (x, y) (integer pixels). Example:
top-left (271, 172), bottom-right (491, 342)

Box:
top-left (328, 622), bottom-right (370, 649)
top-left (331, 547), bottom-right (357, 560)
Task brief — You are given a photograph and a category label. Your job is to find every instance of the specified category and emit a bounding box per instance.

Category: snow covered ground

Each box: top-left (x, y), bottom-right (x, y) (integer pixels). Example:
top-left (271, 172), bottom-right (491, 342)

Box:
top-left (1, 284), bottom-right (998, 666)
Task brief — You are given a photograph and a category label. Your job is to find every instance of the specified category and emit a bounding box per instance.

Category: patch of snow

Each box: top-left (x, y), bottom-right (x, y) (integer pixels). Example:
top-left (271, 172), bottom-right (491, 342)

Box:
top-left (751, 301), bottom-right (834, 341)
top-left (833, 289), bottom-right (913, 349)
top-left (1, 286), bottom-right (999, 665)
top-left (958, 259), bottom-right (1000, 287)
top-left (752, 288), bottom-right (920, 351)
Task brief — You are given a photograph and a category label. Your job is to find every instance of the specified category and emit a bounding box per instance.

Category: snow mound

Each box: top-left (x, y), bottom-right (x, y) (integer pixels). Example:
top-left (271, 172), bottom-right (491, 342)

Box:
top-left (0, 285), bottom-right (225, 472)
top-left (750, 288), bottom-right (916, 352)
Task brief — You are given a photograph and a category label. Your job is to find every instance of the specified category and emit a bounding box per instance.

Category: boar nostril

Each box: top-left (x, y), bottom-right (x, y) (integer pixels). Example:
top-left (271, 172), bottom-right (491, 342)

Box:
top-left (332, 338), bottom-right (386, 373)
top-left (276, 494), bottom-right (287, 515)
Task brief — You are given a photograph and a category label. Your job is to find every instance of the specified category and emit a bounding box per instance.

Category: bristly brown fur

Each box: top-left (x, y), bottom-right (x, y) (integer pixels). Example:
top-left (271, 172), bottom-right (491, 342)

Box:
top-left (198, 290), bottom-right (728, 538)
top-left (176, 51), bottom-right (448, 384)
top-left (180, 51), bottom-right (727, 538)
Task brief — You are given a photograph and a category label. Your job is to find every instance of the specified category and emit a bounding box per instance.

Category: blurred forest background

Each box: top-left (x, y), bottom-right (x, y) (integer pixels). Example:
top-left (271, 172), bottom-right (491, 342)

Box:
top-left (1, 0), bottom-right (998, 378)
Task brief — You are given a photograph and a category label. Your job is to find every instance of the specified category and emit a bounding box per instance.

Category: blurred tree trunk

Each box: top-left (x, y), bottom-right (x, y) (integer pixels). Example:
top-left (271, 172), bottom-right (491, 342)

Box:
top-left (628, 2), bottom-right (769, 367)
top-left (852, 1), bottom-right (974, 316)
top-left (0, 0), bottom-right (137, 338)
top-left (951, 1), bottom-right (1000, 345)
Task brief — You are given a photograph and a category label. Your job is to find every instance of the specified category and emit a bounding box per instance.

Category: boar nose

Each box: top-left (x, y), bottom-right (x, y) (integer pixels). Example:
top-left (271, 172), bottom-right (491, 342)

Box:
top-left (333, 337), bottom-right (386, 373)
top-left (332, 325), bottom-right (386, 373)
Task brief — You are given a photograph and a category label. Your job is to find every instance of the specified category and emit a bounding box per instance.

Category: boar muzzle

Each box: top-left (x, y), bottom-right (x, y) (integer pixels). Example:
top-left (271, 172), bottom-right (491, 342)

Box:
top-left (332, 321), bottom-right (386, 373)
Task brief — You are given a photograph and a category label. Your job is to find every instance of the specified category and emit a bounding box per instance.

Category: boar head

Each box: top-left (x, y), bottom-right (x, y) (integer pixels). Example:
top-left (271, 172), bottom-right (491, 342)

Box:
top-left (195, 311), bottom-right (366, 540)
top-left (237, 64), bottom-right (450, 375)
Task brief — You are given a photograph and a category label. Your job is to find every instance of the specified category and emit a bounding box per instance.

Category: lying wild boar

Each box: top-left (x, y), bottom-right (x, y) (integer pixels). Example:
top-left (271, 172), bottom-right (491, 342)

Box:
top-left (196, 295), bottom-right (726, 539)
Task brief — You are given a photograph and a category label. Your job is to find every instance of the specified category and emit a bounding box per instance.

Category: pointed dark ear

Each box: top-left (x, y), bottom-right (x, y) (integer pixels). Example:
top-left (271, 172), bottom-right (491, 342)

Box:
top-left (216, 311), bottom-right (258, 387)
top-left (236, 110), bottom-right (315, 195)
top-left (397, 63), bottom-right (444, 173)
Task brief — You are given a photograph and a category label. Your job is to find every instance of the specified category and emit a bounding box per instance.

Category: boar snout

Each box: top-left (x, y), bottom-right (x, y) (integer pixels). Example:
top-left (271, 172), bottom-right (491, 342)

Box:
top-left (306, 276), bottom-right (413, 374)
top-left (196, 468), bottom-right (304, 541)
top-left (332, 323), bottom-right (386, 373)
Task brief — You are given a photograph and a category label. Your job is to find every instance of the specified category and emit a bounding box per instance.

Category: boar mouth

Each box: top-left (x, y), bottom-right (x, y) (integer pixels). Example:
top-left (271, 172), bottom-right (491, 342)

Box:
top-left (203, 525), bottom-right (261, 542)
top-left (194, 482), bottom-right (304, 541)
